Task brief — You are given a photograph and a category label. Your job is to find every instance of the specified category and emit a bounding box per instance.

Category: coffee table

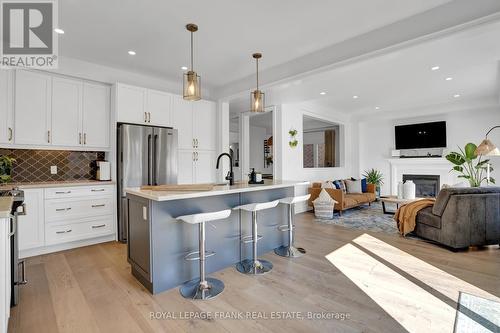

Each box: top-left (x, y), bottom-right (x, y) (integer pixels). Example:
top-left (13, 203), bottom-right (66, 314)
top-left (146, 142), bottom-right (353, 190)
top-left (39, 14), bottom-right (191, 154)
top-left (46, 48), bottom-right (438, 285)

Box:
top-left (380, 196), bottom-right (424, 214)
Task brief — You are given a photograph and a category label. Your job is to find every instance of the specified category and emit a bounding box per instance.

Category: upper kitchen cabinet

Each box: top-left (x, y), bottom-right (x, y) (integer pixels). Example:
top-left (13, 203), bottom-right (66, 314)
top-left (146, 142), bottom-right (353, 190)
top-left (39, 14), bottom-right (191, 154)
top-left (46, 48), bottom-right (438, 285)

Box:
top-left (14, 70), bottom-right (52, 145)
top-left (171, 95), bottom-right (193, 150)
top-left (193, 100), bottom-right (216, 151)
top-left (0, 70), bottom-right (14, 144)
top-left (51, 76), bottom-right (83, 146)
top-left (146, 89), bottom-right (172, 127)
top-left (82, 82), bottom-right (111, 148)
top-left (115, 83), bottom-right (147, 124)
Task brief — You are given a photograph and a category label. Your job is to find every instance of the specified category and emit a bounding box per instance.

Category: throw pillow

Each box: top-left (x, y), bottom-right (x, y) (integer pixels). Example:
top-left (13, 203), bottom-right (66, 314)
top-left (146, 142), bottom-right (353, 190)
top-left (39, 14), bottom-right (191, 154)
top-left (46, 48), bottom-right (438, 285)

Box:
top-left (345, 179), bottom-right (362, 193)
top-left (332, 180), bottom-right (342, 189)
top-left (361, 178), bottom-right (367, 192)
top-left (313, 188), bottom-right (338, 204)
top-left (321, 181), bottom-right (335, 189)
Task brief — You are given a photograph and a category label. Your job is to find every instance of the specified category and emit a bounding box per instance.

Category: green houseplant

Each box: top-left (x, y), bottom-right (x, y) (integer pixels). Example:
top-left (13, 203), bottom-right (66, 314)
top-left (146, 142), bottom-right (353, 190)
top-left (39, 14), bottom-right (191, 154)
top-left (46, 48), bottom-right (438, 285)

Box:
top-left (288, 129), bottom-right (298, 148)
top-left (446, 142), bottom-right (494, 187)
top-left (363, 168), bottom-right (384, 198)
top-left (0, 156), bottom-right (16, 183)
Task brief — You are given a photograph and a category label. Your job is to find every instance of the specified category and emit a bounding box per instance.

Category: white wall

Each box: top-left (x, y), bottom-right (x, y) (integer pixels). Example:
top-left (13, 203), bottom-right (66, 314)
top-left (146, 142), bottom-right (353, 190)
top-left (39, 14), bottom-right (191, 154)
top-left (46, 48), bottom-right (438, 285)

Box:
top-left (357, 106), bottom-right (500, 195)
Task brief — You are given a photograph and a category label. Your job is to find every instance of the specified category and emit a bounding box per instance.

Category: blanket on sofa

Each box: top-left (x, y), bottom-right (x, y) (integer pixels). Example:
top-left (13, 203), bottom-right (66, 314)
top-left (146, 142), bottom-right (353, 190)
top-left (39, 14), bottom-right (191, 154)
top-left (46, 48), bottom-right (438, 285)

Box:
top-left (395, 198), bottom-right (435, 236)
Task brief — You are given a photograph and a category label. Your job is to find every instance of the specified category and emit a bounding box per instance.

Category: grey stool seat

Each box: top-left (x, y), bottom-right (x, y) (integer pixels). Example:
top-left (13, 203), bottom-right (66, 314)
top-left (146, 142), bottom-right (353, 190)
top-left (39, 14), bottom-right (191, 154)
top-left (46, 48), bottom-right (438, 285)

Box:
top-left (233, 200), bottom-right (279, 275)
top-left (274, 194), bottom-right (310, 258)
top-left (176, 209), bottom-right (231, 300)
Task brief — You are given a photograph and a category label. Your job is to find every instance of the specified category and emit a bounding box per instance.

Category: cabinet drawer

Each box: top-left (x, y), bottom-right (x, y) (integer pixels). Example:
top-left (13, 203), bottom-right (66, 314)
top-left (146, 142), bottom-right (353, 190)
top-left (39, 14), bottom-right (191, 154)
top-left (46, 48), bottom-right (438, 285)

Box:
top-left (45, 197), bottom-right (114, 222)
top-left (45, 217), bottom-right (113, 245)
top-left (44, 185), bottom-right (113, 199)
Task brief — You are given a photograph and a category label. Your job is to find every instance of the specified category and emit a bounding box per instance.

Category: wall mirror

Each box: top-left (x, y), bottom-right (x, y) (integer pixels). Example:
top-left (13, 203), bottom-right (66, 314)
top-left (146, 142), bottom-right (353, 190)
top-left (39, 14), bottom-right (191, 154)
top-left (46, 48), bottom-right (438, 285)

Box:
top-left (303, 115), bottom-right (341, 168)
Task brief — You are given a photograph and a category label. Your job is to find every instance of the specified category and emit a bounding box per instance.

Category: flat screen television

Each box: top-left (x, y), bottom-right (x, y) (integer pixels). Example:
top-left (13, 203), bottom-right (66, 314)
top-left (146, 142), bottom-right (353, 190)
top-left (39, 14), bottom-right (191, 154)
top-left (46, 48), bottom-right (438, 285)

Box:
top-left (395, 121), bottom-right (446, 150)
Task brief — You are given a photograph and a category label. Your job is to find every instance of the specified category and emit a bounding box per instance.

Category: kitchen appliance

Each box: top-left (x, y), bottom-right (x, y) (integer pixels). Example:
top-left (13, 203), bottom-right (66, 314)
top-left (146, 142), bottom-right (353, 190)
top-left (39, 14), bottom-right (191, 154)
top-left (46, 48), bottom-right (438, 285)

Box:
top-left (117, 124), bottom-right (178, 242)
top-left (0, 189), bottom-right (27, 306)
top-left (96, 161), bottom-right (111, 181)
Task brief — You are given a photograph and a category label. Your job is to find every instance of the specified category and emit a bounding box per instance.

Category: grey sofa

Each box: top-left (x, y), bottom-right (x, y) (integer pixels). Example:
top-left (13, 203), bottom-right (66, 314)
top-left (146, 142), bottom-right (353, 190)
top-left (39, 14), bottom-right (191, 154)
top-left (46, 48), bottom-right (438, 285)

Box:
top-left (415, 187), bottom-right (500, 249)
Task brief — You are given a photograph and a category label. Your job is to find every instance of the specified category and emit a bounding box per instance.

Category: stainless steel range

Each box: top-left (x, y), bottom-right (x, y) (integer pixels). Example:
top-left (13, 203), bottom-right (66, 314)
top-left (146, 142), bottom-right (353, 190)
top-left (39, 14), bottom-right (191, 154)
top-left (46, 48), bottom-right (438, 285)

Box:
top-left (0, 189), bottom-right (27, 306)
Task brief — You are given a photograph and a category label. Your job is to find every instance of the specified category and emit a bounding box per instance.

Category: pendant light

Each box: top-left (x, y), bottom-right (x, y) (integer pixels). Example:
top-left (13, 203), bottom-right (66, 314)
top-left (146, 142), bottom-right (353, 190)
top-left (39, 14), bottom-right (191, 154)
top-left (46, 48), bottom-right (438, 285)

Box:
top-left (183, 23), bottom-right (201, 101)
top-left (250, 53), bottom-right (265, 112)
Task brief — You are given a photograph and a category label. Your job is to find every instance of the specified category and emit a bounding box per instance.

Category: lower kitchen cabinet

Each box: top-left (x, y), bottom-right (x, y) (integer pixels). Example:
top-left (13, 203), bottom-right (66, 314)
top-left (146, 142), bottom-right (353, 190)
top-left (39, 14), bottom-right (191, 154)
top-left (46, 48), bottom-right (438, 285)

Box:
top-left (18, 184), bottom-right (116, 258)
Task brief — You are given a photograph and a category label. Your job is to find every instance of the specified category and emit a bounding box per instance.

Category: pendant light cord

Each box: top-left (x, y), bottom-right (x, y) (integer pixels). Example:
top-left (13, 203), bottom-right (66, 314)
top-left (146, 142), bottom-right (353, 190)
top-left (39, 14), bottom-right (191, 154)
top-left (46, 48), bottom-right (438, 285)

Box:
top-left (190, 31), bottom-right (194, 71)
top-left (256, 57), bottom-right (259, 90)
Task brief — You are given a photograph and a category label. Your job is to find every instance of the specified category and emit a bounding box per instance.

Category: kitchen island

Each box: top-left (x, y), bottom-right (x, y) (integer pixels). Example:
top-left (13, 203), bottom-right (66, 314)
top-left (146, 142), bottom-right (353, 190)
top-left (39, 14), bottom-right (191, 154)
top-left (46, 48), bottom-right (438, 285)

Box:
top-left (125, 180), bottom-right (308, 294)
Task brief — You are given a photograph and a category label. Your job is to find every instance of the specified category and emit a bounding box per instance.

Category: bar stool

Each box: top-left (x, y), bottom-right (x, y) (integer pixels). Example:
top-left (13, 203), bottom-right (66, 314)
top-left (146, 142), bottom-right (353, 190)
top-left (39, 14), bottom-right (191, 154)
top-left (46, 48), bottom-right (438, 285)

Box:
top-left (176, 209), bottom-right (231, 300)
top-left (274, 194), bottom-right (311, 258)
top-left (233, 200), bottom-right (280, 275)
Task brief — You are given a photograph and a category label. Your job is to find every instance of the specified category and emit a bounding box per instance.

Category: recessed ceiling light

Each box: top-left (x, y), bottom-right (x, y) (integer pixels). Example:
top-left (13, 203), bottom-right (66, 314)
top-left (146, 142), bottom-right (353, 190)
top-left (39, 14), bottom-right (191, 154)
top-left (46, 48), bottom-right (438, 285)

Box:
top-left (353, 95), bottom-right (359, 99)
top-left (453, 94), bottom-right (461, 98)
top-left (375, 106), bottom-right (380, 110)
top-left (54, 28), bottom-right (64, 34)
top-left (128, 50), bottom-right (136, 55)
top-left (445, 77), bottom-right (453, 81)
top-left (320, 92), bottom-right (326, 95)
top-left (181, 66), bottom-right (188, 70)
top-left (431, 66), bottom-right (440, 71)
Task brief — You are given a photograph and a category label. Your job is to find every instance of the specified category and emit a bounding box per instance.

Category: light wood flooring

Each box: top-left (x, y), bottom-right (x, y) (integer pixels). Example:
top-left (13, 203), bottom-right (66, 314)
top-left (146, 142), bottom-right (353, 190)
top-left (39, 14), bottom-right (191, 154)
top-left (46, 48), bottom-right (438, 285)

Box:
top-left (8, 212), bottom-right (500, 333)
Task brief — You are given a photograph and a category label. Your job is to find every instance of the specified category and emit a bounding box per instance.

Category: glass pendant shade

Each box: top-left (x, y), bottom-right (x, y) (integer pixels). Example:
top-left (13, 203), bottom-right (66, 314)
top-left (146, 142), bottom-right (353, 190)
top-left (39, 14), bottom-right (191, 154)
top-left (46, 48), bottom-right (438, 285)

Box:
top-left (183, 70), bottom-right (201, 101)
top-left (251, 89), bottom-right (265, 112)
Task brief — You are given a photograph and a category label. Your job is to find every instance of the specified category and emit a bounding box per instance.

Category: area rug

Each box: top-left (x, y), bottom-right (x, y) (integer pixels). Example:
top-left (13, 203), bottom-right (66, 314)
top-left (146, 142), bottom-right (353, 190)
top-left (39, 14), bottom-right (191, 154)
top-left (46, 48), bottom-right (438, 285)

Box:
top-left (454, 292), bottom-right (500, 333)
top-left (314, 202), bottom-right (399, 234)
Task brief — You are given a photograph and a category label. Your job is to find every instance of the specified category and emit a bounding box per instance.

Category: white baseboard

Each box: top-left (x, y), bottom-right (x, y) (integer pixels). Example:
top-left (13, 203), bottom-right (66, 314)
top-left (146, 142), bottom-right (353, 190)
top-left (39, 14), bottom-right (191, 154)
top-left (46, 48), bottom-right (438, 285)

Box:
top-left (19, 233), bottom-right (117, 259)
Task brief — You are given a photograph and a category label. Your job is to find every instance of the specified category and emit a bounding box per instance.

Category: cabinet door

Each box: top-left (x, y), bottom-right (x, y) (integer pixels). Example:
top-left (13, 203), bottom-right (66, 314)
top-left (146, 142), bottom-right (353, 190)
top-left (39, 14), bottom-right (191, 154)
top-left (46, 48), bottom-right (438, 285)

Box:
top-left (195, 150), bottom-right (215, 184)
top-left (177, 150), bottom-right (194, 184)
top-left (193, 100), bottom-right (216, 150)
top-left (82, 82), bottom-right (110, 148)
top-left (0, 70), bottom-right (13, 144)
top-left (147, 89), bottom-right (171, 127)
top-left (18, 189), bottom-right (45, 252)
top-left (14, 70), bottom-right (51, 145)
top-left (116, 83), bottom-right (146, 124)
top-left (51, 76), bottom-right (83, 146)
top-left (171, 95), bottom-right (193, 150)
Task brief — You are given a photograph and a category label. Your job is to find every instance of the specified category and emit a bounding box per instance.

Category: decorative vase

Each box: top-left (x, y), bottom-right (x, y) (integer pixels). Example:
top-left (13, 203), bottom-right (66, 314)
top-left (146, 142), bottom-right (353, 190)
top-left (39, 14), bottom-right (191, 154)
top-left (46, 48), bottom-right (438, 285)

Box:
top-left (403, 180), bottom-right (416, 199)
top-left (397, 182), bottom-right (404, 199)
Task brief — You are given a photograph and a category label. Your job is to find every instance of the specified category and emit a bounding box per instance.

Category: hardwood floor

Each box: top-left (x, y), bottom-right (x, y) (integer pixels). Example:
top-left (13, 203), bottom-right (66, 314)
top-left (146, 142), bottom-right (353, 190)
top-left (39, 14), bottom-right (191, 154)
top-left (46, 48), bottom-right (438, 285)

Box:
top-left (9, 212), bottom-right (500, 333)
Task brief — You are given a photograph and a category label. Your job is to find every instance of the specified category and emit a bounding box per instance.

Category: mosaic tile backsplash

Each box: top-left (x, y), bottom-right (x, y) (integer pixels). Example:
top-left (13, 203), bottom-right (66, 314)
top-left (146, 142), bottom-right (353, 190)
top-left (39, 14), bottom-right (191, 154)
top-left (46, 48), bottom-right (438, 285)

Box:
top-left (0, 149), bottom-right (105, 183)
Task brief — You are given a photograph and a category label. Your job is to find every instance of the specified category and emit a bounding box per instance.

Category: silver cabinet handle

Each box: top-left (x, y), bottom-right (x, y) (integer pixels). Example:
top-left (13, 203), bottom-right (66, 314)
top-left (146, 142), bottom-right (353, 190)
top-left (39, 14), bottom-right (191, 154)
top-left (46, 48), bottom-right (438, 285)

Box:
top-left (195, 139), bottom-right (199, 148)
top-left (192, 138), bottom-right (195, 148)
top-left (91, 188), bottom-right (105, 192)
top-left (91, 204), bottom-right (106, 208)
top-left (56, 229), bottom-right (72, 234)
top-left (144, 112), bottom-right (148, 122)
top-left (195, 152), bottom-right (199, 161)
top-left (192, 152), bottom-right (195, 161)
top-left (92, 224), bottom-right (106, 229)
top-left (47, 130), bottom-right (51, 143)
top-left (84, 133), bottom-right (87, 145)
top-left (55, 191), bottom-right (71, 194)
top-left (55, 207), bottom-right (71, 212)
top-left (8, 127), bottom-right (13, 141)
top-left (148, 112), bottom-right (151, 123)
top-left (79, 132), bottom-right (82, 145)
top-left (16, 260), bottom-right (27, 285)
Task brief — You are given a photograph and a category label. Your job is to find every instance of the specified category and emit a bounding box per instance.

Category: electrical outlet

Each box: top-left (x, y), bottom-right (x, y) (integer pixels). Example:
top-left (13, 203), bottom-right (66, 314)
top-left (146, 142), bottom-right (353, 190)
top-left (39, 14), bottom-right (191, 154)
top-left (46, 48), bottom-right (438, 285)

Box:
top-left (50, 165), bottom-right (57, 175)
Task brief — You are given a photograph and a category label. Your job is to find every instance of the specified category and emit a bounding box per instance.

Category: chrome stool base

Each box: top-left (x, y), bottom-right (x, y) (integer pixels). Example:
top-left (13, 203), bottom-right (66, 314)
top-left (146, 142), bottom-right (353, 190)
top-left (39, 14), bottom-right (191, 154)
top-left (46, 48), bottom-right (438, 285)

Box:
top-left (179, 277), bottom-right (225, 300)
top-left (236, 259), bottom-right (273, 275)
top-left (274, 245), bottom-right (306, 258)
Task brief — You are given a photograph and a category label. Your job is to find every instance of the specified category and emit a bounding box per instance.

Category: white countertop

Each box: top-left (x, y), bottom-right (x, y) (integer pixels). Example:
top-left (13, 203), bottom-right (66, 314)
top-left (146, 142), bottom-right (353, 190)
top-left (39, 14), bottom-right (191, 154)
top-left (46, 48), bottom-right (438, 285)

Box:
top-left (0, 197), bottom-right (13, 218)
top-left (0, 180), bottom-right (115, 190)
top-left (125, 180), bottom-right (310, 202)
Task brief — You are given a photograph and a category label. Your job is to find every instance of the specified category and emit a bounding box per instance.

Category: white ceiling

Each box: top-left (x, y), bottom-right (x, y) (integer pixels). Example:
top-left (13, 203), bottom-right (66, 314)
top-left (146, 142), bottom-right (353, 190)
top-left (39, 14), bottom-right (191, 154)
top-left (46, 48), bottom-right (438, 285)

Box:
top-left (229, 18), bottom-right (500, 116)
top-left (59, 0), bottom-right (452, 88)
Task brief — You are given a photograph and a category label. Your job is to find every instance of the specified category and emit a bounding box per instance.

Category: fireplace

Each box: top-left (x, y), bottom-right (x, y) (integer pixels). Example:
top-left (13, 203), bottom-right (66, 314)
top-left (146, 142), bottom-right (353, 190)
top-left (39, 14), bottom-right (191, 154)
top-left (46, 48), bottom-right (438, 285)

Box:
top-left (403, 174), bottom-right (440, 198)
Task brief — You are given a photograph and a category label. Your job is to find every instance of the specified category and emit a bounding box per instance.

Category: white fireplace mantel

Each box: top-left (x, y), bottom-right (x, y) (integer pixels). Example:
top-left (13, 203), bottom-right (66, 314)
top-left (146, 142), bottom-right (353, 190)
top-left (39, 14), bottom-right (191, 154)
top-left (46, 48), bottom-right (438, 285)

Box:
top-left (388, 158), bottom-right (459, 195)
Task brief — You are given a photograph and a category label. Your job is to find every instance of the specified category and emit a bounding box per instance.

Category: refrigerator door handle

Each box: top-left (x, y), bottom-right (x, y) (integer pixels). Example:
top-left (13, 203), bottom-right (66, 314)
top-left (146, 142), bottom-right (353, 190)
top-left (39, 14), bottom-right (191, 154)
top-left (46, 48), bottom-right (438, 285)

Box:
top-left (153, 134), bottom-right (158, 185)
top-left (147, 134), bottom-right (152, 185)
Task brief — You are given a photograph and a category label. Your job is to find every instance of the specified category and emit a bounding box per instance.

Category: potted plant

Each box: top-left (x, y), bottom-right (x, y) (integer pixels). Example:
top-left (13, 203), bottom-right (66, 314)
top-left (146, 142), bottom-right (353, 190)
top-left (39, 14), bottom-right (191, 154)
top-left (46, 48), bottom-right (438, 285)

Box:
top-left (363, 168), bottom-right (384, 198)
top-left (288, 129), bottom-right (298, 148)
top-left (0, 155), bottom-right (16, 183)
top-left (446, 143), bottom-right (494, 187)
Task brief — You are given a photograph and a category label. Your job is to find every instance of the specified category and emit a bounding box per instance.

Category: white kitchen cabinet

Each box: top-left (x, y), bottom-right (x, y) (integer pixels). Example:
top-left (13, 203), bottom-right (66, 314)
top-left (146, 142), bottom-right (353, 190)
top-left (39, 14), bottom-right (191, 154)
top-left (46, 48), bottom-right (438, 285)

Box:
top-left (194, 100), bottom-right (217, 151)
top-left (17, 189), bottom-right (45, 252)
top-left (82, 82), bottom-right (110, 148)
top-left (51, 76), bottom-right (82, 146)
top-left (14, 70), bottom-right (51, 145)
top-left (195, 150), bottom-right (216, 183)
top-left (177, 150), bottom-right (195, 184)
top-left (147, 89), bottom-right (171, 127)
top-left (171, 95), bottom-right (194, 150)
top-left (0, 70), bottom-right (14, 144)
top-left (115, 83), bottom-right (147, 124)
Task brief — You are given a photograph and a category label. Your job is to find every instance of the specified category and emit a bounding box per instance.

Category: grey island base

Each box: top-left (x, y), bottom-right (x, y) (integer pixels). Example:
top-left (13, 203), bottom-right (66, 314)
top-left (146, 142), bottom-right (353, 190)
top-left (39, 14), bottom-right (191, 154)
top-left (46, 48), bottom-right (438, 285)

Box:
top-left (125, 180), bottom-right (308, 294)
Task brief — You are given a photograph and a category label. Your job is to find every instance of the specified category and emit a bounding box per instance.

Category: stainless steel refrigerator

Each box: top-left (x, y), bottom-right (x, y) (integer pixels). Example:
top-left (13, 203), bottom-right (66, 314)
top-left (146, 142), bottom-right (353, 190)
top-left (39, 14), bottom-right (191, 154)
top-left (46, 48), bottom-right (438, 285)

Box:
top-left (117, 124), bottom-right (178, 242)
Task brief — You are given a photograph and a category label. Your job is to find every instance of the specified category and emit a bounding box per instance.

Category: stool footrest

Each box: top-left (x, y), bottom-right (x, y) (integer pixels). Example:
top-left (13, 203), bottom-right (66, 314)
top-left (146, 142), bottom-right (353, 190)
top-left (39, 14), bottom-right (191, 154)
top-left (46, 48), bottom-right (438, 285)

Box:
top-left (277, 224), bottom-right (295, 232)
top-left (184, 250), bottom-right (216, 261)
top-left (241, 235), bottom-right (263, 244)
